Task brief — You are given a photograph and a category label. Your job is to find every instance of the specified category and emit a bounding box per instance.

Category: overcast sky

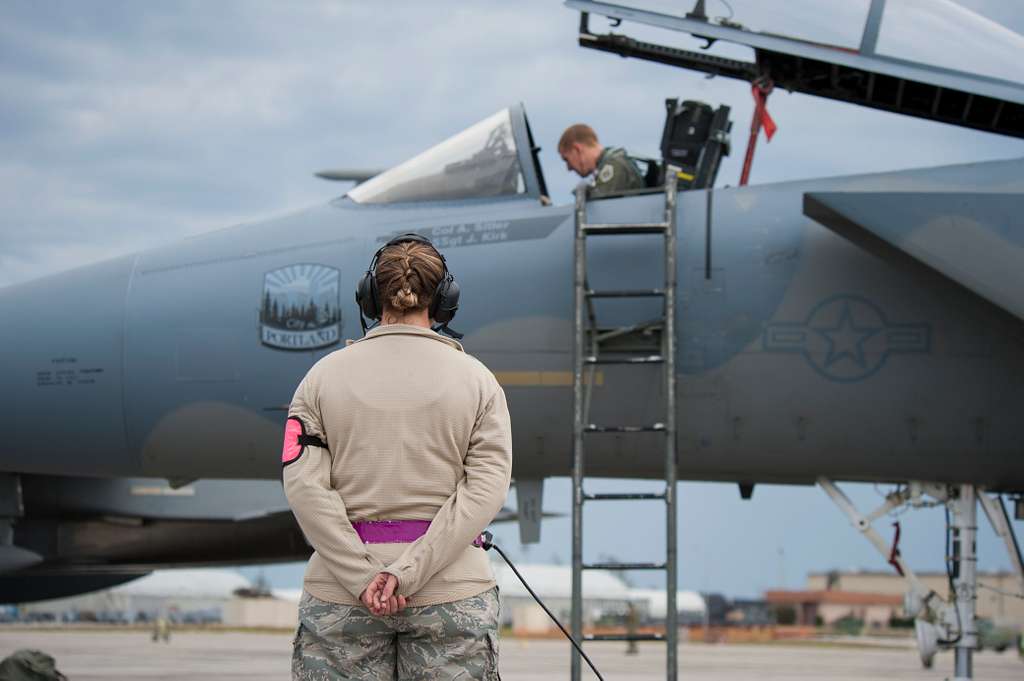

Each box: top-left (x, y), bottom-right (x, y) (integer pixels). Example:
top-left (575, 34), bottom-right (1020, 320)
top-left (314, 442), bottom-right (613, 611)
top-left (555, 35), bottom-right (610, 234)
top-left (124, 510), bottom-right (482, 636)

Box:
top-left (3, 1), bottom-right (1023, 598)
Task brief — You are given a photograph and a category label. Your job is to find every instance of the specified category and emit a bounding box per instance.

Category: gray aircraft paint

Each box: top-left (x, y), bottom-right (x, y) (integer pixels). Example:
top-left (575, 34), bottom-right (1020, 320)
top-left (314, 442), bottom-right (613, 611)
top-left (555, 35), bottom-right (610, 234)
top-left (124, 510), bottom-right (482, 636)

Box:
top-left (807, 191), bottom-right (1024, 320)
top-left (1, 156), bottom-right (1021, 488)
top-left (20, 476), bottom-right (290, 521)
top-left (5, 470), bottom-right (535, 578)
top-left (0, 255), bottom-right (136, 476)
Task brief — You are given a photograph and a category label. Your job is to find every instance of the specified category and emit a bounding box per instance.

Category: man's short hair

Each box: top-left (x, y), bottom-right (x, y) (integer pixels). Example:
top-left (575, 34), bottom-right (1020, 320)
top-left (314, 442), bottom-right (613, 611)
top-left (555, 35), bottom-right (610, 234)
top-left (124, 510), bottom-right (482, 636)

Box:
top-left (558, 124), bottom-right (599, 152)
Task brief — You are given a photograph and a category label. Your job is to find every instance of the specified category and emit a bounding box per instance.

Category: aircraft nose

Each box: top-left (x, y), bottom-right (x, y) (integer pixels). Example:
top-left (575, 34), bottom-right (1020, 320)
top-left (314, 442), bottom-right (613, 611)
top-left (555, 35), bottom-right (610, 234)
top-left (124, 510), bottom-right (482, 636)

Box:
top-left (0, 256), bottom-right (136, 476)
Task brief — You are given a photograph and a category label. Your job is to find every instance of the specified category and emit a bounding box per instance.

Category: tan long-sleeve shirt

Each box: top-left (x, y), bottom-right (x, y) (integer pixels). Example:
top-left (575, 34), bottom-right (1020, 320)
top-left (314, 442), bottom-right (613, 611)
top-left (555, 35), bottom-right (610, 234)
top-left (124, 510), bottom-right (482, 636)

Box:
top-left (283, 323), bottom-right (513, 607)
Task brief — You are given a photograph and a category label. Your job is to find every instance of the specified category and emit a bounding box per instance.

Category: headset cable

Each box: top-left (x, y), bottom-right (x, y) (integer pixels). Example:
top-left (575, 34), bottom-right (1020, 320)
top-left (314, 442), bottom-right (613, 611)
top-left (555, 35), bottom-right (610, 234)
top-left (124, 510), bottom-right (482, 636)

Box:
top-left (480, 531), bottom-right (606, 681)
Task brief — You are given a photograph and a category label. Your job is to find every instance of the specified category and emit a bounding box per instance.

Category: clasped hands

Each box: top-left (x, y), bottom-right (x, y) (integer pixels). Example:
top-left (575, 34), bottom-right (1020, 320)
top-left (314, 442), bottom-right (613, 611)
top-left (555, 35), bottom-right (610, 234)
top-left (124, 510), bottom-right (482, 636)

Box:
top-left (360, 572), bottom-right (408, 616)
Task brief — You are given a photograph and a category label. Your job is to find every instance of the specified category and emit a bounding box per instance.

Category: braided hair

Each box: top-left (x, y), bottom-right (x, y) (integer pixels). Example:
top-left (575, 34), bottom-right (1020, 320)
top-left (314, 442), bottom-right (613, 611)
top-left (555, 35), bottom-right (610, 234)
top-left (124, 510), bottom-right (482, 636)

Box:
top-left (375, 241), bottom-right (445, 316)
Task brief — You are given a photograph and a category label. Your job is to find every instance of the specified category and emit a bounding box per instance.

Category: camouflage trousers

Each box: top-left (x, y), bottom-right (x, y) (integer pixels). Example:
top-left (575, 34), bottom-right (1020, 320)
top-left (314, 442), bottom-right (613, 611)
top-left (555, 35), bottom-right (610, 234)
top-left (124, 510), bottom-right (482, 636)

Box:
top-left (292, 587), bottom-right (500, 681)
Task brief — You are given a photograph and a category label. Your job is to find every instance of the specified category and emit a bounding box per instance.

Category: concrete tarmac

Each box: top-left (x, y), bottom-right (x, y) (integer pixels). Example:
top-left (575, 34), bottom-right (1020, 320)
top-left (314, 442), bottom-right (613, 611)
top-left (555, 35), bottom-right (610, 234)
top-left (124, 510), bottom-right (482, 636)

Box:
top-left (0, 630), bottom-right (1021, 680)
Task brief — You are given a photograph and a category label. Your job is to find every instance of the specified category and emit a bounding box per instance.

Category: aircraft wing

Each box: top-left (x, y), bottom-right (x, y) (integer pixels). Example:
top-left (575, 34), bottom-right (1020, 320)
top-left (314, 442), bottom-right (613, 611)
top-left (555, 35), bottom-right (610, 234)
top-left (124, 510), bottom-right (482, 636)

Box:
top-left (565, 0), bottom-right (1024, 138)
top-left (804, 191), bottom-right (1024, 322)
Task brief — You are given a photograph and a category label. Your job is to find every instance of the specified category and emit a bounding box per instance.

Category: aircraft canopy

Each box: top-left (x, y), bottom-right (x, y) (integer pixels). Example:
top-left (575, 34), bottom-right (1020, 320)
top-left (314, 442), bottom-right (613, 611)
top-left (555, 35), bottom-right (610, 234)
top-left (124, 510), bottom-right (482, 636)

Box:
top-left (603, 0), bottom-right (1024, 86)
top-left (347, 109), bottom-right (528, 204)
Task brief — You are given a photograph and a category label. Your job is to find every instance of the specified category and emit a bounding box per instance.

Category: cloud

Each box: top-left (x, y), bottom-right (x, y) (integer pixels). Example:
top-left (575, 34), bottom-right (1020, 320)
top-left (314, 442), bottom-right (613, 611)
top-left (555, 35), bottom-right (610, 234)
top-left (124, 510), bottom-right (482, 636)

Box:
top-left (0, 0), bottom-right (1021, 289)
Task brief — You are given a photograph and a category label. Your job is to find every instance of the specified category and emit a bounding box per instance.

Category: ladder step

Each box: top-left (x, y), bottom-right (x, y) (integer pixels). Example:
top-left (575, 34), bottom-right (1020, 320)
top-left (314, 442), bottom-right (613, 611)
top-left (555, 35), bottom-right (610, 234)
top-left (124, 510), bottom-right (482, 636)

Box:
top-left (582, 562), bottom-right (666, 571)
top-left (582, 355), bottom-right (663, 365)
top-left (582, 223), bottom-right (668, 235)
top-left (583, 424), bottom-right (666, 433)
top-left (585, 633), bottom-right (665, 642)
top-left (585, 288), bottom-right (665, 299)
top-left (583, 492), bottom-right (666, 501)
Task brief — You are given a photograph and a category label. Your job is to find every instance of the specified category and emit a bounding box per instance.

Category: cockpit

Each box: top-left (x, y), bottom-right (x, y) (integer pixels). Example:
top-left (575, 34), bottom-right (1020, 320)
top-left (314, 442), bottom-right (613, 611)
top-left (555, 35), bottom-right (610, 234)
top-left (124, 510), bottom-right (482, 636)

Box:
top-left (346, 105), bottom-right (548, 205)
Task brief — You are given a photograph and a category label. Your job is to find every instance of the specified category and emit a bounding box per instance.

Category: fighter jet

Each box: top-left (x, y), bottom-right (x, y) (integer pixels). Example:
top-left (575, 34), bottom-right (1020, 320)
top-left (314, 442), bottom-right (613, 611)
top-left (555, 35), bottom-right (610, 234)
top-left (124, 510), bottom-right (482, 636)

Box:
top-left (565, 1), bottom-right (1024, 675)
top-left (0, 1), bottom-right (1021, 676)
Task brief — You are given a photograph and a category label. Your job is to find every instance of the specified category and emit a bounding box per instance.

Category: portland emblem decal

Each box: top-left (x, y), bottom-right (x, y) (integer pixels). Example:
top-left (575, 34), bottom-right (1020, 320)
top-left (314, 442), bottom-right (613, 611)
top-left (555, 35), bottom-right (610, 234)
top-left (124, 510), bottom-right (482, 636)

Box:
top-left (260, 264), bottom-right (341, 350)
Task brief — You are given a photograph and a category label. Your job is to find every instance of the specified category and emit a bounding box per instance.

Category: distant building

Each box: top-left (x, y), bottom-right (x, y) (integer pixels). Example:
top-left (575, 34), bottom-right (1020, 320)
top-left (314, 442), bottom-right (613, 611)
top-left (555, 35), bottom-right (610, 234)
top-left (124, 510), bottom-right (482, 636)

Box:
top-left (766, 569), bottom-right (1024, 628)
top-left (16, 569), bottom-right (297, 627)
top-left (13, 562), bottom-right (737, 634)
top-left (628, 588), bottom-right (707, 625)
top-left (695, 593), bottom-right (776, 627)
top-left (724, 598), bottom-right (776, 626)
top-left (492, 563), bottom-right (705, 634)
top-left (765, 589), bottom-right (901, 627)
top-left (703, 592), bottom-right (730, 625)
top-left (809, 570), bottom-right (1024, 627)
top-left (224, 588), bottom-right (299, 628)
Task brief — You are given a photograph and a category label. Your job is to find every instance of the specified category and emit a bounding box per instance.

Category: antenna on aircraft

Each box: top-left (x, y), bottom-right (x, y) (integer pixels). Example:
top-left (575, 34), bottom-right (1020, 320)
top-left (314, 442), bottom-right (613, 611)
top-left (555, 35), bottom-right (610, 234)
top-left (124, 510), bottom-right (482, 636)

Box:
top-left (685, 0), bottom-right (707, 22)
top-left (313, 169), bottom-right (384, 184)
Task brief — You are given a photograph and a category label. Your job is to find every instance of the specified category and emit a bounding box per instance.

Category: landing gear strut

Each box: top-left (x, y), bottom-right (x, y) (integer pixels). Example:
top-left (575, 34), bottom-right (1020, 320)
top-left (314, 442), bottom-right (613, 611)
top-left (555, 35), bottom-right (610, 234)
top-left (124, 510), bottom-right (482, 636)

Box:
top-left (948, 485), bottom-right (977, 680)
top-left (818, 478), bottom-right (1024, 680)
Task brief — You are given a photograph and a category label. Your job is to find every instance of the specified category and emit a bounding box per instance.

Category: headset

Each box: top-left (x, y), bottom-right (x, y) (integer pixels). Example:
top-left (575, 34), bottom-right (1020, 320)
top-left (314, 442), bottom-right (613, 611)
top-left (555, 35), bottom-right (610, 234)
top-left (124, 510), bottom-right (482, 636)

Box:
top-left (355, 233), bottom-right (462, 338)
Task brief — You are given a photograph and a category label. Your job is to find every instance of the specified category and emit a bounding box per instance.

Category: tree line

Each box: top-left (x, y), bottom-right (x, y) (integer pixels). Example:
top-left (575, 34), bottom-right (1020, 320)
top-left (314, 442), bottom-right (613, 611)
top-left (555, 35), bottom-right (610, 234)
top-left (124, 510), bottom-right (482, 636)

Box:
top-left (261, 291), bottom-right (341, 330)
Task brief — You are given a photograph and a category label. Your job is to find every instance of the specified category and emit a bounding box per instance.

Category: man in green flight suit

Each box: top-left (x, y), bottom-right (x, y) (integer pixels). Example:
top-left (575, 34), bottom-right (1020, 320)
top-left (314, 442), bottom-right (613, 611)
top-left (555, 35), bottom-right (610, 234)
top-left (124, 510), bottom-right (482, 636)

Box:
top-left (558, 123), bottom-right (645, 197)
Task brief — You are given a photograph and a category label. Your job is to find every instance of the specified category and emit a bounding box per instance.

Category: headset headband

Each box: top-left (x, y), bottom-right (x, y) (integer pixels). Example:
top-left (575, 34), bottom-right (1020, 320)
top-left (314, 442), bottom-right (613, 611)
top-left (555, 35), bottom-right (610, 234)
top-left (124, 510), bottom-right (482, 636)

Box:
top-left (355, 233), bottom-right (462, 338)
top-left (366, 232), bottom-right (445, 273)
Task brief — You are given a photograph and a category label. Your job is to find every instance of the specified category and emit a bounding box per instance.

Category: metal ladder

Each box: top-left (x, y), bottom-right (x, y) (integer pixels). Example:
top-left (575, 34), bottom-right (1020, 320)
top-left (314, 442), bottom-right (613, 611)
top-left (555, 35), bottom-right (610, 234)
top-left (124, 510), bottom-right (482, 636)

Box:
top-left (571, 171), bottom-right (679, 681)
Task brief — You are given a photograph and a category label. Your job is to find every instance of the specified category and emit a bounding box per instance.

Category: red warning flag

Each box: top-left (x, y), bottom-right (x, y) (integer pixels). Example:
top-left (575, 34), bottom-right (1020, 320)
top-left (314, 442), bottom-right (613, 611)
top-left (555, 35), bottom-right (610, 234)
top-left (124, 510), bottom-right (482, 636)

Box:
top-left (752, 82), bottom-right (777, 141)
top-left (740, 79), bottom-right (777, 185)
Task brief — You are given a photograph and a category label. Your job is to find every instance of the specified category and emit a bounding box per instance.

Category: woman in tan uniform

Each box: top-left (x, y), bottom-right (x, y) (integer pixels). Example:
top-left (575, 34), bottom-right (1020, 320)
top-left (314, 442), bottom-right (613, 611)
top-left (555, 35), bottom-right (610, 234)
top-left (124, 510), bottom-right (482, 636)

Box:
top-left (282, 233), bottom-right (512, 680)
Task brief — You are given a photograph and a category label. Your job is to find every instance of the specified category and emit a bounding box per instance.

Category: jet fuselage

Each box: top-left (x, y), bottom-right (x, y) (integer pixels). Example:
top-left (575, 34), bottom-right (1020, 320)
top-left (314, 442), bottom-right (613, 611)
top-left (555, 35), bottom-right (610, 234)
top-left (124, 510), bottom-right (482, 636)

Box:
top-left (2, 158), bottom-right (1022, 489)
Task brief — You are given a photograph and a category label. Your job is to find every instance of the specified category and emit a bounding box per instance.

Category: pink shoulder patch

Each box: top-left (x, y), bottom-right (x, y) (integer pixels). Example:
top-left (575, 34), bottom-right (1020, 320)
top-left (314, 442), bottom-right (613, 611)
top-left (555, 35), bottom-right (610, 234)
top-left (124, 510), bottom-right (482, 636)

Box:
top-left (282, 417), bottom-right (304, 465)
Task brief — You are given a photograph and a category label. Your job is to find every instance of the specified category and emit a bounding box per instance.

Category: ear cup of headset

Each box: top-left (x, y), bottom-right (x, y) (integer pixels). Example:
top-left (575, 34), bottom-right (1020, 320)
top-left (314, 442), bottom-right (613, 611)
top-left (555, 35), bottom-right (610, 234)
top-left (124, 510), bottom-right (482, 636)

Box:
top-left (431, 275), bottom-right (460, 324)
top-left (355, 270), bottom-right (381, 320)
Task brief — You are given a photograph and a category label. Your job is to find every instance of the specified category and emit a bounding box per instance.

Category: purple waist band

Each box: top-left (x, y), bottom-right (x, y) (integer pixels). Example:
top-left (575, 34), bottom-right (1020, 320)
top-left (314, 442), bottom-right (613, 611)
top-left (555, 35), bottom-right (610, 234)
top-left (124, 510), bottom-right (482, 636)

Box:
top-left (353, 520), bottom-right (431, 544)
top-left (352, 520), bottom-right (484, 547)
